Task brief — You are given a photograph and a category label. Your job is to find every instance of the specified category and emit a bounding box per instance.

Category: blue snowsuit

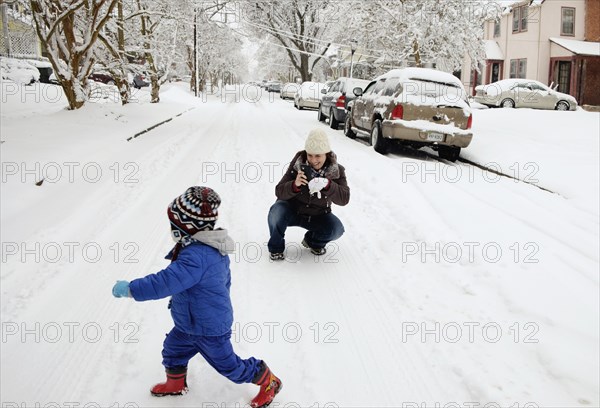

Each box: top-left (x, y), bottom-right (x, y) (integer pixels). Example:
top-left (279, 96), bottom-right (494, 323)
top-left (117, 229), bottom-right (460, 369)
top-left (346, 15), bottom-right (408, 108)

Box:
top-left (128, 229), bottom-right (261, 384)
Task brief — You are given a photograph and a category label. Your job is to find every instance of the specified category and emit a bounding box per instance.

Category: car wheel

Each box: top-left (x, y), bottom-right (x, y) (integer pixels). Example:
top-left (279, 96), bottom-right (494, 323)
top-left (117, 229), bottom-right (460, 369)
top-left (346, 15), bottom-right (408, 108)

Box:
top-left (555, 101), bottom-right (570, 111)
top-left (438, 145), bottom-right (461, 162)
top-left (317, 105), bottom-right (326, 122)
top-left (329, 109), bottom-right (339, 129)
top-left (371, 119), bottom-right (389, 154)
top-left (344, 113), bottom-right (356, 139)
top-left (500, 98), bottom-right (515, 108)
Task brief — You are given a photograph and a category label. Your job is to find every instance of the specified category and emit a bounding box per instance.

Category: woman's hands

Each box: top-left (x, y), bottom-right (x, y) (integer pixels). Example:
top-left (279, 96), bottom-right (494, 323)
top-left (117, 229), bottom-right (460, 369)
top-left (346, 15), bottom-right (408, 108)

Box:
top-left (295, 170), bottom-right (309, 187)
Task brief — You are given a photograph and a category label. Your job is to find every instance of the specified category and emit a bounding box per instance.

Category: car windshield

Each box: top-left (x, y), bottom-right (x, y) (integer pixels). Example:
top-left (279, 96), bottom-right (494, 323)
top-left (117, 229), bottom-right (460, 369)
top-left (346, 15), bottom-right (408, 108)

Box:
top-left (403, 78), bottom-right (468, 102)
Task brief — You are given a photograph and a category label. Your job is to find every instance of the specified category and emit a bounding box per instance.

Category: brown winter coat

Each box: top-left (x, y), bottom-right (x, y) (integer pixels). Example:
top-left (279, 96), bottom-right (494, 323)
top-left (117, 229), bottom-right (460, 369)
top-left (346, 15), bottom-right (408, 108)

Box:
top-left (275, 151), bottom-right (350, 216)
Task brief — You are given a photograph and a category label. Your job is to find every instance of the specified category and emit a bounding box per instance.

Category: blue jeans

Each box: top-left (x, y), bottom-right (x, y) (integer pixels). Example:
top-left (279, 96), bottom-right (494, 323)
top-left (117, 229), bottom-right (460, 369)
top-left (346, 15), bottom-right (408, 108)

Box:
top-left (161, 328), bottom-right (261, 384)
top-left (267, 200), bottom-right (345, 253)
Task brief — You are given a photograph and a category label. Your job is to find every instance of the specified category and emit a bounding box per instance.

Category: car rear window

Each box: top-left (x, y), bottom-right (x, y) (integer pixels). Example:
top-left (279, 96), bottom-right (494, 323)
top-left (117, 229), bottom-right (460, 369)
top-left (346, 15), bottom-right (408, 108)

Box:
top-left (382, 78), bottom-right (400, 96)
top-left (402, 78), bottom-right (467, 101)
top-left (345, 79), bottom-right (371, 93)
top-left (371, 79), bottom-right (387, 94)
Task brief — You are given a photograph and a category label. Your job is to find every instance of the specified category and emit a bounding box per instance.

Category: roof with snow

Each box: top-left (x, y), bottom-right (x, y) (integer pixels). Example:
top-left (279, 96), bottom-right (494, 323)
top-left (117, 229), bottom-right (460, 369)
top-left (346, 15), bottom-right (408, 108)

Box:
top-left (549, 38), bottom-right (600, 57)
top-left (484, 40), bottom-right (504, 60)
top-left (377, 68), bottom-right (463, 88)
top-left (495, 0), bottom-right (545, 17)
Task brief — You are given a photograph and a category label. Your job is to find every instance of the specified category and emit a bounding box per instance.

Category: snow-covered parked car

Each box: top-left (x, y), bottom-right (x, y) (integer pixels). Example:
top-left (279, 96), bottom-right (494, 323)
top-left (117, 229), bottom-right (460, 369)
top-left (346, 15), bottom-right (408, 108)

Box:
top-left (474, 79), bottom-right (577, 111)
top-left (26, 59), bottom-right (59, 84)
top-left (345, 67), bottom-right (473, 161)
top-left (89, 72), bottom-right (115, 85)
top-left (280, 82), bottom-right (300, 99)
top-left (267, 81), bottom-right (282, 93)
top-left (294, 81), bottom-right (326, 110)
top-left (0, 57), bottom-right (40, 84)
top-left (318, 77), bottom-right (372, 129)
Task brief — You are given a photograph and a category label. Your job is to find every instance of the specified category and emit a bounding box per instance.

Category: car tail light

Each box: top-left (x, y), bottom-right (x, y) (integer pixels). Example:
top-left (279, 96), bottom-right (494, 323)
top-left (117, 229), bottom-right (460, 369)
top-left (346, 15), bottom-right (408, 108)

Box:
top-left (336, 95), bottom-right (346, 108)
top-left (467, 114), bottom-right (473, 129)
top-left (391, 104), bottom-right (404, 120)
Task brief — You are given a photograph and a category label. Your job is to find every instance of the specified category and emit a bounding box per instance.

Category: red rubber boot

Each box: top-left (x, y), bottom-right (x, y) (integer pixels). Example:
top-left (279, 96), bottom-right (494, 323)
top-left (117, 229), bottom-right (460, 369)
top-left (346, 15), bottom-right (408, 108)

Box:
top-left (150, 367), bottom-right (188, 396)
top-left (250, 363), bottom-right (282, 408)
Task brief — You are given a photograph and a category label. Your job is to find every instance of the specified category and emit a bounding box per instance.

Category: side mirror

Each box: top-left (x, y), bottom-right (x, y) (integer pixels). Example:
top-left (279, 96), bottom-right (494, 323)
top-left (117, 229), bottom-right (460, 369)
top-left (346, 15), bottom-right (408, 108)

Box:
top-left (353, 87), bottom-right (363, 97)
top-left (321, 88), bottom-right (327, 94)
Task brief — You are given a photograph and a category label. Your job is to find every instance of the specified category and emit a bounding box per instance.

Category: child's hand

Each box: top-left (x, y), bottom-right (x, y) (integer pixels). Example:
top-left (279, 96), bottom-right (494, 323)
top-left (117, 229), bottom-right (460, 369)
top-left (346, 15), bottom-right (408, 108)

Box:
top-left (112, 280), bottom-right (131, 298)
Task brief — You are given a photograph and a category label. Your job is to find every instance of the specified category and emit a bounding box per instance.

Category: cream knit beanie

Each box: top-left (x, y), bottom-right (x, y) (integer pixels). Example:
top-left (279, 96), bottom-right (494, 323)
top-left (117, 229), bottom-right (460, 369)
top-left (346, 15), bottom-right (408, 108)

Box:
top-left (304, 129), bottom-right (331, 154)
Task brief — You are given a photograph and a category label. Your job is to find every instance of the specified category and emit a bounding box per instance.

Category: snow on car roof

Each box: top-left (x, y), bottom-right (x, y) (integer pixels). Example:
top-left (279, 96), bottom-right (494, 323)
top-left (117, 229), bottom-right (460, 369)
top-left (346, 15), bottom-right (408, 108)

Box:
top-left (377, 68), bottom-right (464, 88)
top-left (482, 78), bottom-right (546, 90)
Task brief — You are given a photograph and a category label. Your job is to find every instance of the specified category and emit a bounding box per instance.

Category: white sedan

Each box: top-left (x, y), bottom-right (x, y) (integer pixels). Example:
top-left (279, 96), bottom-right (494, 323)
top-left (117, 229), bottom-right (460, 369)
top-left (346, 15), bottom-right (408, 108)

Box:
top-left (280, 83), bottom-right (300, 99)
top-left (474, 79), bottom-right (577, 111)
top-left (294, 81), bottom-right (326, 110)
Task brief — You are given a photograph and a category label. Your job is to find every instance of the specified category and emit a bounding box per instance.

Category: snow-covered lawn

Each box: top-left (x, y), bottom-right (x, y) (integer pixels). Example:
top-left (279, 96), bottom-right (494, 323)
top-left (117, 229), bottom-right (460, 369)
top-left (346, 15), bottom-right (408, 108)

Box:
top-left (1, 81), bottom-right (599, 408)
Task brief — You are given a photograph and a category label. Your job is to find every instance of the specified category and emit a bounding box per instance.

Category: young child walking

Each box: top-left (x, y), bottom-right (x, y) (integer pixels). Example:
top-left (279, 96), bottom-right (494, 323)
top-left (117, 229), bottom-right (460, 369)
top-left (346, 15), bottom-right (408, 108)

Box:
top-left (112, 186), bottom-right (282, 407)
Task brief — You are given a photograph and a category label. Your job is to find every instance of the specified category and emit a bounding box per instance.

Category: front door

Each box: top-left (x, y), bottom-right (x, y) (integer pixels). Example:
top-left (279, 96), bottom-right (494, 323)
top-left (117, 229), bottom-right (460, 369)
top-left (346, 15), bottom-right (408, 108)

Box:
top-left (491, 63), bottom-right (500, 83)
top-left (557, 61), bottom-right (572, 94)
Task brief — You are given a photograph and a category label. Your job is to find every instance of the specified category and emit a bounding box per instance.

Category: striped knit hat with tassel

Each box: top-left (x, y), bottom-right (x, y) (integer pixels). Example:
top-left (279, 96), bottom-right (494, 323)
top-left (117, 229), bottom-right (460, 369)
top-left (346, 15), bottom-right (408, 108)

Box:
top-left (168, 186), bottom-right (220, 241)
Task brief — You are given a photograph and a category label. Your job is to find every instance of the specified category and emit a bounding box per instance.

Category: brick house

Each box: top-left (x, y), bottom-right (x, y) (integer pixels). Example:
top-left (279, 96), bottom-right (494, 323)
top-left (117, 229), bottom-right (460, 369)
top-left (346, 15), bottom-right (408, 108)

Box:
top-left (462, 0), bottom-right (600, 106)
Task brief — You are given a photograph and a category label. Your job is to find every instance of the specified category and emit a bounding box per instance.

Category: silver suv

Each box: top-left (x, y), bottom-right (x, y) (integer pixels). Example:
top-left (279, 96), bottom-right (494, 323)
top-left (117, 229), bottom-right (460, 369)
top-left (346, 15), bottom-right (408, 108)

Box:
top-left (345, 68), bottom-right (474, 161)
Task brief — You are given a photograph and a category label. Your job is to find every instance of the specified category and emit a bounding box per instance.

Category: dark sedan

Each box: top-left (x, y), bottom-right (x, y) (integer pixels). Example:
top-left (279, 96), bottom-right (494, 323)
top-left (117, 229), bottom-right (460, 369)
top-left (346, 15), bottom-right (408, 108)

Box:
top-left (318, 77), bottom-right (371, 129)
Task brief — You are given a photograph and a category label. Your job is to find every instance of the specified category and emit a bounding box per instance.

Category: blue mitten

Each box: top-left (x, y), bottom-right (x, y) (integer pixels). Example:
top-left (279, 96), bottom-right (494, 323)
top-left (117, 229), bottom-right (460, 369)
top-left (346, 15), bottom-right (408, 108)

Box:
top-left (112, 280), bottom-right (131, 298)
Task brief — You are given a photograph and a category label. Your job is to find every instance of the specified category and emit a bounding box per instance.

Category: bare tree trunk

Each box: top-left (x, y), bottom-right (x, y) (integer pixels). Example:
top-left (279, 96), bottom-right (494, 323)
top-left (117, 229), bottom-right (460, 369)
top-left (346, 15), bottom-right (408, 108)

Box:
top-left (413, 39), bottom-right (422, 67)
top-left (137, 0), bottom-right (160, 103)
top-left (299, 54), bottom-right (312, 82)
top-left (62, 78), bottom-right (85, 110)
top-left (116, 0), bottom-right (130, 105)
top-left (187, 46), bottom-right (197, 94)
top-left (144, 49), bottom-right (160, 103)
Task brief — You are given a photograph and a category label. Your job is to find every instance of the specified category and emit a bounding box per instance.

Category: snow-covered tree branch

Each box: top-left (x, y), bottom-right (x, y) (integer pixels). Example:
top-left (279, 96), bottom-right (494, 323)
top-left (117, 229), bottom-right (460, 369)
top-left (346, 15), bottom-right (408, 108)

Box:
top-left (30, 0), bottom-right (118, 110)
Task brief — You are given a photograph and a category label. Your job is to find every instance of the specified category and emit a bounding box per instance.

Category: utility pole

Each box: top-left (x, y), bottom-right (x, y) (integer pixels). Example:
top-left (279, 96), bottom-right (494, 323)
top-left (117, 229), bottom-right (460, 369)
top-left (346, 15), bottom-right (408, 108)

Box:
top-left (194, 4), bottom-right (199, 97)
top-left (1, 2), bottom-right (11, 57)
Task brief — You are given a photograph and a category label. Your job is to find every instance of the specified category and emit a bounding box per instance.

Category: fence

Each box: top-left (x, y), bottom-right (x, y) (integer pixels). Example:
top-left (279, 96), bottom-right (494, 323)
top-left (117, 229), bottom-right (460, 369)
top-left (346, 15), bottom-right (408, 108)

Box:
top-left (0, 4), bottom-right (40, 58)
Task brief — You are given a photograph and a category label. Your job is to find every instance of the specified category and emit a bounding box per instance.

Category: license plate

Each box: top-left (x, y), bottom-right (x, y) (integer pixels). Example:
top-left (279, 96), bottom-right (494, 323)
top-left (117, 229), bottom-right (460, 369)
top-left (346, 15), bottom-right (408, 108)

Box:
top-left (427, 132), bottom-right (444, 142)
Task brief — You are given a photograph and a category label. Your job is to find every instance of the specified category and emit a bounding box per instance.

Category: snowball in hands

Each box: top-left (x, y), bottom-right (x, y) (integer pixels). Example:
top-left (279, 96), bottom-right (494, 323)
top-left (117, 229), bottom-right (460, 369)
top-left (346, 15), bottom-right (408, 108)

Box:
top-left (308, 177), bottom-right (330, 198)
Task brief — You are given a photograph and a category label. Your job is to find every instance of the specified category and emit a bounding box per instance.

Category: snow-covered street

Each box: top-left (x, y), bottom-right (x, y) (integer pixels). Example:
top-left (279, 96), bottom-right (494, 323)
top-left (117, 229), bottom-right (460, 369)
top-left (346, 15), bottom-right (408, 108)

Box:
top-left (1, 82), bottom-right (599, 408)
